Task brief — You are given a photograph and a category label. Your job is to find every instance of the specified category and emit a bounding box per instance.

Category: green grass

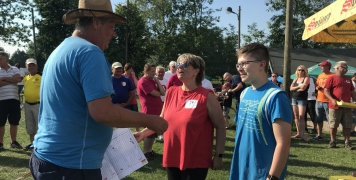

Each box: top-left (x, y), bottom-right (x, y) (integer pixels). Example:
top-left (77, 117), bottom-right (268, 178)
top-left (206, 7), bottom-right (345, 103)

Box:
top-left (1, 101), bottom-right (356, 180)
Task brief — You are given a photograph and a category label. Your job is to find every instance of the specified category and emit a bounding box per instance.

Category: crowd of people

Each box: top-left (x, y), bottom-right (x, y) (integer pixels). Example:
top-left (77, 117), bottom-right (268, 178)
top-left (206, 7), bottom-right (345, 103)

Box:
top-left (1, 0), bottom-right (354, 180)
top-left (285, 60), bottom-right (356, 149)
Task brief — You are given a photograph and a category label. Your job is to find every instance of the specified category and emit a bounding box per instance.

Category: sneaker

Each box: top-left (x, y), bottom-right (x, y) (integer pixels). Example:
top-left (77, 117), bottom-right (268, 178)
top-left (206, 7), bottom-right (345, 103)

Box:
top-left (20, 104), bottom-right (24, 109)
top-left (312, 136), bottom-right (323, 141)
top-left (10, 141), bottom-right (22, 149)
top-left (0, 143), bottom-right (3, 151)
top-left (144, 150), bottom-right (157, 161)
top-left (23, 143), bottom-right (33, 151)
top-left (328, 141), bottom-right (336, 148)
top-left (345, 142), bottom-right (354, 150)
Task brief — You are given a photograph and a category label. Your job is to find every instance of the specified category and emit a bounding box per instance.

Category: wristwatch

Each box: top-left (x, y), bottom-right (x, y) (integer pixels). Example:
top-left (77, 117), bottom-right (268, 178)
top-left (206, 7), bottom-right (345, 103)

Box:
top-left (267, 174), bottom-right (279, 180)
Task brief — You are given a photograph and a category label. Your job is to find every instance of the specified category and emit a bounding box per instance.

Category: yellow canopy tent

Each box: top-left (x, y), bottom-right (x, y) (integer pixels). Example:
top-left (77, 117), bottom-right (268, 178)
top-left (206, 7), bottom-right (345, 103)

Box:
top-left (302, 0), bottom-right (356, 43)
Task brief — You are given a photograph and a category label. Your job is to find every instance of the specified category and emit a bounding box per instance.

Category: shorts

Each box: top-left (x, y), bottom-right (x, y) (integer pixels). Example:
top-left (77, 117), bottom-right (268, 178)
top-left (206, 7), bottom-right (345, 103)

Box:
top-left (352, 110), bottom-right (356, 124)
top-left (30, 153), bottom-right (102, 180)
top-left (25, 102), bottom-right (39, 134)
top-left (147, 133), bottom-right (158, 139)
top-left (315, 101), bottom-right (329, 123)
top-left (127, 104), bottom-right (138, 112)
top-left (291, 98), bottom-right (307, 107)
top-left (222, 106), bottom-right (230, 116)
top-left (329, 108), bottom-right (352, 129)
top-left (0, 99), bottom-right (21, 126)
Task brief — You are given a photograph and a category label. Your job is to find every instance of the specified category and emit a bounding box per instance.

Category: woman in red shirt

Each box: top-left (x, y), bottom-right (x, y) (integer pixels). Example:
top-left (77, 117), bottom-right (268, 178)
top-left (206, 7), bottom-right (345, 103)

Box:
top-left (134, 53), bottom-right (226, 180)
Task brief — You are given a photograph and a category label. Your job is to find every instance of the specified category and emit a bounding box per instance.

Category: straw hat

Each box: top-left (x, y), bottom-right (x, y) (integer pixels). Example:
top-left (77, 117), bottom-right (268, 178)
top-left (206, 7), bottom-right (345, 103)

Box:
top-left (62, 0), bottom-right (128, 25)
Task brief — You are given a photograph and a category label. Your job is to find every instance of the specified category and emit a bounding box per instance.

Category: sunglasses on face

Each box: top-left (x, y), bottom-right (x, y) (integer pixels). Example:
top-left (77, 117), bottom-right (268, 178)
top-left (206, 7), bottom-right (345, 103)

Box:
top-left (298, 69), bottom-right (304, 72)
top-left (340, 65), bottom-right (348, 69)
top-left (175, 61), bottom-right (189, 68)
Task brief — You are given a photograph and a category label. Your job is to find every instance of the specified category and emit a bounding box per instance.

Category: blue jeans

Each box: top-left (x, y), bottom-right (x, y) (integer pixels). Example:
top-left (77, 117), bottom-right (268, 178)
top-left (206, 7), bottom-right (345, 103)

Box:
top-left (315, 101), bottom-right (329, 123)
top-left (291, 98), bottom-right (307, 107)
top-left (29, 153), bottom-right (102, 180)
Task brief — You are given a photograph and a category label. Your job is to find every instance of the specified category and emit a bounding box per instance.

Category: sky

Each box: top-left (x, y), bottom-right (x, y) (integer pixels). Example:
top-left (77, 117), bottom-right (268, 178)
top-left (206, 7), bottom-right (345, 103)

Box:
top-left (1, 0), bottom-right (278, 56)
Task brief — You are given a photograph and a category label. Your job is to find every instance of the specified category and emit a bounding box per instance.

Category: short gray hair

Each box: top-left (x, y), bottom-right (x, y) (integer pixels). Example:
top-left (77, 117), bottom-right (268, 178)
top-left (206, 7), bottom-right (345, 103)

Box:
top-left (156, 65), bottom-right (164, 71)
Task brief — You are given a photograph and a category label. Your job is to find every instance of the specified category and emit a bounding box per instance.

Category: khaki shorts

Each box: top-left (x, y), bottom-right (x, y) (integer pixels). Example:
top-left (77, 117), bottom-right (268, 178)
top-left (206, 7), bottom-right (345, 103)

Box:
top-left (329, 108), bottom-right (352, 129)
top-left (25, 103), bottom-right (39, 134)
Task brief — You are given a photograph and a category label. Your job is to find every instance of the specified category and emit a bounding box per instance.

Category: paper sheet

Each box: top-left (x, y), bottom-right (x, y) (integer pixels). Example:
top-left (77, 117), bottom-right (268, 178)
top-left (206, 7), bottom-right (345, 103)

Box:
top-left (101, 128), bottom-right (148, 180)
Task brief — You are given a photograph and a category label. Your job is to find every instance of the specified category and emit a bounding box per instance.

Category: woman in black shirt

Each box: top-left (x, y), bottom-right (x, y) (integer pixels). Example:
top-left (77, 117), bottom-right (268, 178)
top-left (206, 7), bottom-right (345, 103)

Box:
top-left (290, 65), bottom-right (310, 141)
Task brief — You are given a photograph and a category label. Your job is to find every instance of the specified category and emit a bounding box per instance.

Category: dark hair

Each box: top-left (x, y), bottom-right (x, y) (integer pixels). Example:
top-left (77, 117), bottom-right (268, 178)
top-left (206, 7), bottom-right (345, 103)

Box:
top-left (237, 43), bottom-right (270, 72)
top-left (177, 53), bottom-right (205, 86)
top-left (124, 63), bottom-right (133, 72)
top-left (271, 72), bottom-right (278, 76)
top-left (143, 63), bottom-right (156, 73)
top-left (15, 63), bottom-right (20, 69)
top-left (0, 51), bottom-right (9, 60)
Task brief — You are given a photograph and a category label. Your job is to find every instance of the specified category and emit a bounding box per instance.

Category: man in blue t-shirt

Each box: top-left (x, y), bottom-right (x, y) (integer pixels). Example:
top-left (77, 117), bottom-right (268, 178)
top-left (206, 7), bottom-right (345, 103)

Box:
top-left (230, 43), bottom-right (292, 180)
top-left (29, 1), bottom-right (168, 179)
top-left (111, 62), bottom-right (135, 108)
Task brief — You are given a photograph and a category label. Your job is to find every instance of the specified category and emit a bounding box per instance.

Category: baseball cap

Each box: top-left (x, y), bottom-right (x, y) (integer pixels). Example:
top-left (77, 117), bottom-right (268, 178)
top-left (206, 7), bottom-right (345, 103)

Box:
top-left (25, 58), bottom-right (37, 65)
top-left (169, 61), bottom-right (176, 66)
top-left (222, 82), bottom-right (231, 88)
top-left (112, 62), bottom-right (123, 68)
top-left (318, 60), bottom-right (331, 67)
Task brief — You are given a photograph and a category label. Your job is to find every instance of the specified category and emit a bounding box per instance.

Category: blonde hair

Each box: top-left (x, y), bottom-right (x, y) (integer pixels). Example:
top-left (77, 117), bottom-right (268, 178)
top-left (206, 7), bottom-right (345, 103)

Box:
top-left (334, 61), bottom-right (347, 69)
top-left (295, 65), bottom-right (309, 78)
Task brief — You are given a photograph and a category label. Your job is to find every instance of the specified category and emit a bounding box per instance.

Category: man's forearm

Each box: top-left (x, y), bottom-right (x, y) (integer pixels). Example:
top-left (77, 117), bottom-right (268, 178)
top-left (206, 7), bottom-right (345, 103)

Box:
top-left (268, 143), bottom-right (290, 178)
top-left (2, 76), bottom-right (21, 83)
top-left (126, 91), bottom-right (135, 104)
top-left (0, 80), bottom-right (12, 87)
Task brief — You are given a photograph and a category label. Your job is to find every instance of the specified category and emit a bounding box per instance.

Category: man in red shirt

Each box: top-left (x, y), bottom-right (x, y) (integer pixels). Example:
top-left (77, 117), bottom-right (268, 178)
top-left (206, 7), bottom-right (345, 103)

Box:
top-left (324, 61), bottom-right (356, 150)
top-left (137, 63), bottom-right (165, 159)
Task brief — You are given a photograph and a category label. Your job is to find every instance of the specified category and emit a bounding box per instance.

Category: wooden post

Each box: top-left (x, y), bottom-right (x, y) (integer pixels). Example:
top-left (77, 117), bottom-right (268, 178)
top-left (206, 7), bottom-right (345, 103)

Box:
top-left (283, 0), bottom-right (293, 97)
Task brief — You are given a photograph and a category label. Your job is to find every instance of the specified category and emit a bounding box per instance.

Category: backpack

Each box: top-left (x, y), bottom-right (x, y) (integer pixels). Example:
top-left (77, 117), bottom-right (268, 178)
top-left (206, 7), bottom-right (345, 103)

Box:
top-left (240, 87), bottom-right (282, 145)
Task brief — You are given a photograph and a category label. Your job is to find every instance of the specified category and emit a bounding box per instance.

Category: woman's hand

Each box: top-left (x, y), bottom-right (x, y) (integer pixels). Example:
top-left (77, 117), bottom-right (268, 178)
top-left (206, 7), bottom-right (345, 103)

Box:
top-left (133, 131), bottom-right (145, 143)
top-left (211, 156), bottom-right (223, 170)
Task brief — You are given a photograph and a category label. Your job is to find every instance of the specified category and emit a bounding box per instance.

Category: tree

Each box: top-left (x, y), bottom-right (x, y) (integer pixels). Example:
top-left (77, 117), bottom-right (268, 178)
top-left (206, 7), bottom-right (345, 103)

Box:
top-left (0, 0), bottom-right (33, 45)
top-left (241, 23), bottom-right (269, 46)
top-left (26, 0), bottom-right (77, 70)
top-left (105, 2), bottom-right (152, 72)
top-left (10, 49), bottom-right (29, 67)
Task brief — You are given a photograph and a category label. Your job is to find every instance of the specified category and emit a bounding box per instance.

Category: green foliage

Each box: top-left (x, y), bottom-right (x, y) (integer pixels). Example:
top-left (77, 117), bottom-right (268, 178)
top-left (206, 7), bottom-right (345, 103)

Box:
top-left (105, 2), bottom-right (152, 73)
top-left (241, 23), bottom-right (269, 46)
top-left (0, 0), bottom-right (33, 45)
top-left (10, 49), bottom-right (29, 67)
top-left (26, 0), bottom-right (77, 70)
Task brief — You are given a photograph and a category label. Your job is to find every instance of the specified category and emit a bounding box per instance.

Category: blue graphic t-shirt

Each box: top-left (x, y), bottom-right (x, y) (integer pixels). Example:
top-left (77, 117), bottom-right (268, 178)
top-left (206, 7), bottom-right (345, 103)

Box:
top-left (230, 81), bottom-right (292, 180)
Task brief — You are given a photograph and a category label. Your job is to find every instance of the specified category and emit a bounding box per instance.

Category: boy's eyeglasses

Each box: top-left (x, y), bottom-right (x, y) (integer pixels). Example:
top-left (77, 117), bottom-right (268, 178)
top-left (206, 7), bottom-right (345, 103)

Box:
top-left (236, 60), bottom-right (260, 68)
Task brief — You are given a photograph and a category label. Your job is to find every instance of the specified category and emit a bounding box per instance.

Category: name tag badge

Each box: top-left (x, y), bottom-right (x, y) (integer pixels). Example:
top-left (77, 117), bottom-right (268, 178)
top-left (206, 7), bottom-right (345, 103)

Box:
top-left (185, 100), bottom-right (198, 109)
top-left (121, 82), bottom-right (126, 86)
